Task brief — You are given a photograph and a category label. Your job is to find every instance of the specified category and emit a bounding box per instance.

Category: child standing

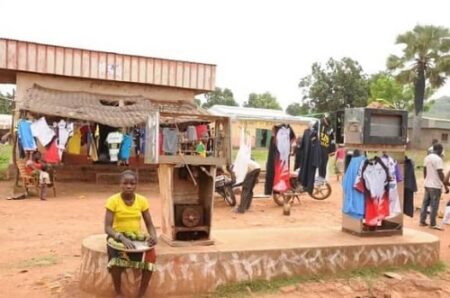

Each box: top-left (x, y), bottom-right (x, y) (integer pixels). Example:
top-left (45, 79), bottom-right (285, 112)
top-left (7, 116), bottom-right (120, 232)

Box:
top-left (39, 165), bottom-right (52, 201)
top-left (334, 145), bottom-right (346, 182)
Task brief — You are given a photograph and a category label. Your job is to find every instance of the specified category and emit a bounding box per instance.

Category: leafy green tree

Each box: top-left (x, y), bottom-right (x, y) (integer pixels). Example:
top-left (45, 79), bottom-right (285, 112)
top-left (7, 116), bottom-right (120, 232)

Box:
top-left (286, 102), bottom-right (310, 116)
top-left (202, 87), bottom-right (239, 109)
top-left (0, 90), bottom-right (13, 114)
top-left (243, 92), bottom-right (282, 110)
top-left (299, 57), bottom-right (369, 113)
top-left (369, 73), bottom-right (436, 112)
top-left (387, 25), bottom-right (450, 148)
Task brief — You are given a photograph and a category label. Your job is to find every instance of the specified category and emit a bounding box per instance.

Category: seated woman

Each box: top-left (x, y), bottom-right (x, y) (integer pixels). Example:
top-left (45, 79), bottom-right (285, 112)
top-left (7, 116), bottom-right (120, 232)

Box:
top-left (104, 170), bottom-right (158, 298)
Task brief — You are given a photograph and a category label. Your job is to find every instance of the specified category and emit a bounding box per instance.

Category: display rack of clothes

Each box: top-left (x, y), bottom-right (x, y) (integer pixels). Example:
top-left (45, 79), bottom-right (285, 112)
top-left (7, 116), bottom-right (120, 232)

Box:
top-left (264, 124), bottom-right (296, 195)
top-left (342, 150), bottom-right (409, 231)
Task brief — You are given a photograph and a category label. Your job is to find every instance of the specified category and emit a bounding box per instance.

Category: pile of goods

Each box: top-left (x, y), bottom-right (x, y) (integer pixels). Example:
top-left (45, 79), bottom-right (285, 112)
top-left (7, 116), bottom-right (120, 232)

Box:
top-left (108, 231), bottom-right (148, 250)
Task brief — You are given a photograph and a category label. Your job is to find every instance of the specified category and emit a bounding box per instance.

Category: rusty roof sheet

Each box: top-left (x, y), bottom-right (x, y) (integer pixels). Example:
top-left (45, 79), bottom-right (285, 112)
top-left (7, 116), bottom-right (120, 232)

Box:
top-left (0, 38), bottom-right (216, 92)
top-left (20, 84), bottom-right (210, 127)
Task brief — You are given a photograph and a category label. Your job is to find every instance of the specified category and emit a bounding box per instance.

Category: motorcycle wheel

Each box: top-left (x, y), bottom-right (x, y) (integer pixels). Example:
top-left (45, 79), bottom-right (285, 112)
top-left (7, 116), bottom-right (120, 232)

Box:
top-left (272, 191), bottom-right (284, 206)
top-left (223, 185), bottom-right (236, 207)
top-left (310, 182), bottom-right (332, 200)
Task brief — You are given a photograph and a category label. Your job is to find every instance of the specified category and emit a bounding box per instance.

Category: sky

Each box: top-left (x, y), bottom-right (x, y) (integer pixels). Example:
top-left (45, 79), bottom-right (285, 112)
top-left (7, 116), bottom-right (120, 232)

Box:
top-left (1, 0), bottom-right (450, 109)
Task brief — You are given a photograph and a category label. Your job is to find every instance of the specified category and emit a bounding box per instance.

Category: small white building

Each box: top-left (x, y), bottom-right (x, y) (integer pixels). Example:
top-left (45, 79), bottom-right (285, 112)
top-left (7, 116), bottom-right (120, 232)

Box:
top-left (208, 105), bottom-right (316, 148)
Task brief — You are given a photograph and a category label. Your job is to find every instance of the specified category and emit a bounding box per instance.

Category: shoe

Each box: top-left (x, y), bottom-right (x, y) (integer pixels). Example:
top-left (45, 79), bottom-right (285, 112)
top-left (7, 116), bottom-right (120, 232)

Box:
top-left (419, 222), bottom-right (428, 226)
top-left (430, 225), bottom-right (444, 231)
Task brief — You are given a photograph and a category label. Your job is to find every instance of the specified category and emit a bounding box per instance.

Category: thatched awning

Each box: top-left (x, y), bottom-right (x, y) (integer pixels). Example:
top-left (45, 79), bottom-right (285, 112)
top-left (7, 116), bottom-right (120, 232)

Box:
top-left (19, 84), bottom-right (210, 127)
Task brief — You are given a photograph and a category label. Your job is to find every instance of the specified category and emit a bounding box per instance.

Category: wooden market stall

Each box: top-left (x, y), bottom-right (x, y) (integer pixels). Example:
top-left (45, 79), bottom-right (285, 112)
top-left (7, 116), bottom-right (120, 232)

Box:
top-left (144, 110), bottom-right (231, 246)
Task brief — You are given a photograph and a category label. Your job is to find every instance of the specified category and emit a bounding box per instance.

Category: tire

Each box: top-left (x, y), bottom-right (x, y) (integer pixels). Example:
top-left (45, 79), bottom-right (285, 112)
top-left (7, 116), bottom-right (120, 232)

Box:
top-left (272, 191), bottom-right (284, 206)
top-left (223, 185), bottom-right (236, 206)
top-left (310, 182), bottom-right (332, 200)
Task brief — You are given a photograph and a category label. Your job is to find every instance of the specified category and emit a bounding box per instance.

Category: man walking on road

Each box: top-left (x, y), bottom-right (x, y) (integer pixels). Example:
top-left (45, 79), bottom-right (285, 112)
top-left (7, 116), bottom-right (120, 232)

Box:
top-left (420, 143), bottom-right (448, 230)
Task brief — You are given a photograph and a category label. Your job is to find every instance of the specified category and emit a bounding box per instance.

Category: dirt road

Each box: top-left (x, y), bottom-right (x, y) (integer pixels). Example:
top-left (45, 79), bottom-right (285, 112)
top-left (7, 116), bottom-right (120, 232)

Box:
top-left (0, 177), bottom-right (449, 297)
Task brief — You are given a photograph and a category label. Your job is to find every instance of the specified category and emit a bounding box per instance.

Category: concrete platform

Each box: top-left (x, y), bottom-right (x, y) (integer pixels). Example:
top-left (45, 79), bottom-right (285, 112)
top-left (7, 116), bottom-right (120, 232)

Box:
top-left (79, 226), bottom-right (439, 297)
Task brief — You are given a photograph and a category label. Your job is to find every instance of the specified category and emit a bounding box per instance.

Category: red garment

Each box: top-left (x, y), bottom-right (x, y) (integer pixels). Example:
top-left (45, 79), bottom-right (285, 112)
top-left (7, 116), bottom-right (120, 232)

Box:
top-left (272, 156), bottom-right (291, 192)
top-left (354, 173), bottom-right (389, 226)
top-left (196, 125), bottom-right (208, 139)
top-left (44, 139), bottom-right (60, 164)
top-left (335, 148), bottom-right (346, 160)
top-left (26, 161), bottom-right (42, 175)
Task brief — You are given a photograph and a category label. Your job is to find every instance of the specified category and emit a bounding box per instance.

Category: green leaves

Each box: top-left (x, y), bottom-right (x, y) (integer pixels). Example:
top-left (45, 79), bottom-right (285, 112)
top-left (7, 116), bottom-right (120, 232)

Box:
top-left (298, 57), bottom-right (369, 113)
top-left (202, 87), bottom-right (239, 109)
top-left (243, 92), bottom-right (282, 110)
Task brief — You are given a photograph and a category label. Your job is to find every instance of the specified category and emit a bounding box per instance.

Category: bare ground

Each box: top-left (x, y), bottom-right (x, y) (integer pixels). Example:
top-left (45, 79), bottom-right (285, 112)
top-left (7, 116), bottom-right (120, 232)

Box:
top-left (0, 176), bottom-right (449, 297)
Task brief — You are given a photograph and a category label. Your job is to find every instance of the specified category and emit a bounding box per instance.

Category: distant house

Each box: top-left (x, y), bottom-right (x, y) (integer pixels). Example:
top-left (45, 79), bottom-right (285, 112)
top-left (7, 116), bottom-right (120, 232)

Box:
top-left (410, 95), bottom-right (450, 149)
top-left (208, 105), bottom-right (316, 148)
top-left (408, 116), bottom-right (450, 149)
top-left (0, 114), bottom-right (12, 137)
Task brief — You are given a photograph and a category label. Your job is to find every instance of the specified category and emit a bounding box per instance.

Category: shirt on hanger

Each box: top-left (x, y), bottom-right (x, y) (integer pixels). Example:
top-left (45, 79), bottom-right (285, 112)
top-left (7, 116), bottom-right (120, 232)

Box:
top-left (67, 128), bottom-right (82, 155)
top-left (187, 126), bottom-right (198, 141)
top-left (17, 119), bottom-right (37, 151)
top-left (106, 131), bottom-right (123, 162)
top-left (30, 117), bottom-right (55, 147)
top-left (57, 120), bottom-right (74, 159)
top-left (119, 133), bottom-right (133, 161)
top-left (162, 127), bottom-right (179, 155)
top-left (355, 160), bottom-right (390, 226)
top-left (43, 139), bottom-right (60, 164)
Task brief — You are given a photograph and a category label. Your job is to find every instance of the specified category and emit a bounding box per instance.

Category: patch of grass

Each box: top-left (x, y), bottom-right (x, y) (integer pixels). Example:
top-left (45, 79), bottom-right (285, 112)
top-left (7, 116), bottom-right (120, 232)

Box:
top-left (0, 144), bottom-right (11, 179)
top-left (15, 255), bottom-right (59, 269)
top-left (232, 148), bottom-right (268, 167)
top-left (209, 262), bottom-right (447, 298)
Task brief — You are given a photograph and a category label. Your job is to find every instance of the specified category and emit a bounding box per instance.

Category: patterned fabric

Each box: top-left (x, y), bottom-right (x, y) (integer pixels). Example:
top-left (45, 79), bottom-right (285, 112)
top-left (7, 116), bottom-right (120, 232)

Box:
top-left (107, 240), bottom-right (156, 272)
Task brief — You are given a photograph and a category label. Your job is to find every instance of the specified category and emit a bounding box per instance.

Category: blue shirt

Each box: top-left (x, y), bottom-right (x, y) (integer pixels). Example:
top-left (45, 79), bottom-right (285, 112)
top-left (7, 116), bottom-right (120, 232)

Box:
top-left (342, 155), bottom-right (366, 219)
top-left (119, 133), bottom-right (133, 160)
top-left (18, 119), bottom-right (37, 151)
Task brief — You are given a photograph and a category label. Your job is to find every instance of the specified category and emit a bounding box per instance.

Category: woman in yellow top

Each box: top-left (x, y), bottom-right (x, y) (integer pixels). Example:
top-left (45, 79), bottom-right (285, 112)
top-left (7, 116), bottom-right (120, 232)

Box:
top-left (104, 170), bottom-right (158, 298)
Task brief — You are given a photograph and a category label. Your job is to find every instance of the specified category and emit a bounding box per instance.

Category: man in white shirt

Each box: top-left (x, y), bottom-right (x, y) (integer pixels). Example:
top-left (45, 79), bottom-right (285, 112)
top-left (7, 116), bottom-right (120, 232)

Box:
top-left (420, 143), bottom-right (448, 230)
top-left (235, 159), bottom-right (261, 213)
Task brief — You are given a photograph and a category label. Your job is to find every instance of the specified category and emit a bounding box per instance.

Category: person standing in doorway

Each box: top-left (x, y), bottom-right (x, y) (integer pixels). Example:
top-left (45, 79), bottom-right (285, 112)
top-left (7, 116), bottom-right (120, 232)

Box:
top-left (420, 143), bottom-right (448, 230)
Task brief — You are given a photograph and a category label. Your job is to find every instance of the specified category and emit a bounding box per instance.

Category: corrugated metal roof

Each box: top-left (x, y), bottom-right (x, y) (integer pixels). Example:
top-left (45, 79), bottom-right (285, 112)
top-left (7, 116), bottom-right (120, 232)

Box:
top-left (208, 105), bottom-right (317, 123)
top-left (408, 116), bottom-right (450, 130)
top-left (0, 38), bottom-right (216, 92)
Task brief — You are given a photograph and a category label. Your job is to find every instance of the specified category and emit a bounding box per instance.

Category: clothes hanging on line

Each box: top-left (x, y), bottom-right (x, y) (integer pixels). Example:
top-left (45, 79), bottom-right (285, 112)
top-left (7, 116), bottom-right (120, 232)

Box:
top-left (57, 120), bottom-right (74, 159)
top-left (17, 119), bottom-right (37, 151)
top-left (43, 138), bottom-right (60, 164)
top-left (381, 154), bottom-right (402, 218)
top-left (342, 155), bottom-right (367, 219)
top-left (162, 127), bottom-right (179, 155)
top-left (354, 157), bottom-right (390, 226)
top-left (67, 128), bottom-right (82, 155)
top-left (106, 131), bottom-right (123, 162)
top-left (298, 123), bottom-right (322, 194)
top-left (119, 133), bottom-right (133, 162)
top-left (31, 117), bottom-right (55, 147)
top-left (264, 124), bottom-right (296, 194)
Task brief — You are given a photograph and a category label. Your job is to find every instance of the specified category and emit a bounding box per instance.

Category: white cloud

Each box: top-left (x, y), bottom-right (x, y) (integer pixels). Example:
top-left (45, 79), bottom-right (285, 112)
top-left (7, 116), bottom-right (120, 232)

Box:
top-left (1, 0), bottom-right (449, 107)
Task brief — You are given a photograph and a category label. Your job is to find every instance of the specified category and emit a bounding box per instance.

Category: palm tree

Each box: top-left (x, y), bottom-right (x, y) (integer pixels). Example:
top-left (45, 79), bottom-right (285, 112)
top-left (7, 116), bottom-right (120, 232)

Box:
top-left (387, 25), bottom-right (450, 148)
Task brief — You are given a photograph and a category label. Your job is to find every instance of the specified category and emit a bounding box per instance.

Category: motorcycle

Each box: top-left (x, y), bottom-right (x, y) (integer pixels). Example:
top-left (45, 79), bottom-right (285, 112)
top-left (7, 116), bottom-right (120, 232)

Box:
top-left (215, 168), bottom-right (236, 207)
top-left (272, 172), bottom-right (332, 207)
